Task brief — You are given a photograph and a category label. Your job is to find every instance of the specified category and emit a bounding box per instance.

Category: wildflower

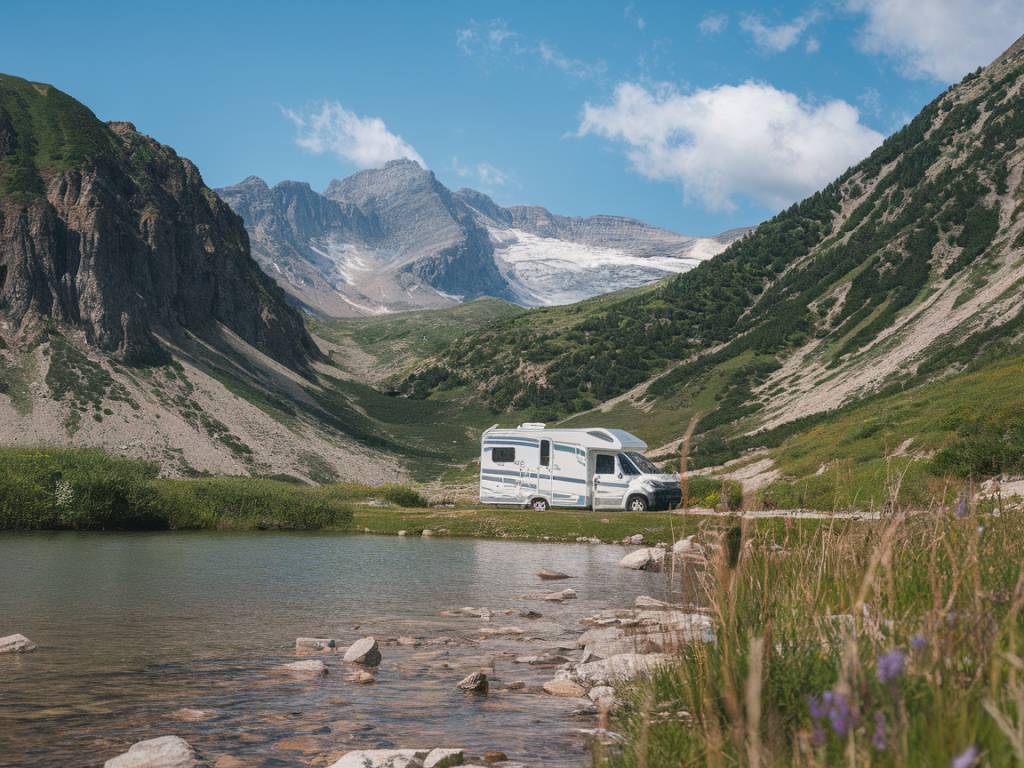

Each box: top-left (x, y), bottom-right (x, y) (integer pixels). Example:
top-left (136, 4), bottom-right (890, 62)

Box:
top-left (871, 711), bottom-right (887, 751)
top-left (877, 648), bottom-right (906, 684)
top-left (911, 634), bottom-right (926, 652)
top-left (955, 496), bottom-right (968, 518)
top-left (951, 745), bottom-right (979, 768)
top-left (828, 693), bottom-right (854, 736)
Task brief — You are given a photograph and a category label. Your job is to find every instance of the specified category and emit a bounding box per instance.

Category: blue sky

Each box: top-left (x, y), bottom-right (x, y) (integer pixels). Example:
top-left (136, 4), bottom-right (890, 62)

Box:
top-left (3, 1), bottom-right (1022, 234)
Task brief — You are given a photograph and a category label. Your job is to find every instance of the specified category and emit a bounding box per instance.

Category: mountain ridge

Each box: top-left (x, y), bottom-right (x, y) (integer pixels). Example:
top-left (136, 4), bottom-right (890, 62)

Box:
top-left (218, 160), bottom-right (750, 316)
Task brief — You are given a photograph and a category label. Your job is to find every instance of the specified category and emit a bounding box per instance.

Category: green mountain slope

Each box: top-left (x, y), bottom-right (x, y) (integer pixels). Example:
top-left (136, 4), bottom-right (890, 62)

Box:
top-left (404, 35), bottom-right (1024, 475)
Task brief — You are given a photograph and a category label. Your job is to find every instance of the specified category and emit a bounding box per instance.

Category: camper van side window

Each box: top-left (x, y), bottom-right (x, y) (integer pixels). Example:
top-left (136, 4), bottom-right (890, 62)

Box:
top-left (540, 440), bottom-right (550, 467)
top-left (491, 447), bottom-right (515, 463)
top-left (595, 454), bottom-right (615, 474)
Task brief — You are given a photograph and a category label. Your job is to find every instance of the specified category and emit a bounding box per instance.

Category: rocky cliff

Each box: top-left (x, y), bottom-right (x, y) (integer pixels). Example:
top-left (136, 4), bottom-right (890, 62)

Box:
top-left (0, 74), bottom-right (317, 371)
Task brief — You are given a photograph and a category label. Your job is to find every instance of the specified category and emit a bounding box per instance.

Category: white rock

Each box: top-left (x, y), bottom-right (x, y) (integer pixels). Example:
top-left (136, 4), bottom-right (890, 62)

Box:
top-left (398, 530), bottom-right (408, 536)
top-left (457, 671), bottom-right (489, 692)
top-left (344, 636), bottom-right (382, 666)
top-left (327, 750), bottom-right (463, 768)
top-left (422, 529), bottom-right (434, 537)
top-left (0, 633), bottom-right (36, 654)
top-left (281, 659), bottom-right (328, 676)
top-left (104, 736), bottom-right (205, 768)
top-left (560, 653), bottom-right (674, 686)
top-left (634, 595), bottom-right (672, 609)
top-left (295, 637), bottom-right (336, 651)
top-left (618, 549), bottom-right (653, 570)
top-left (628, 534), bottom-right (645, 545)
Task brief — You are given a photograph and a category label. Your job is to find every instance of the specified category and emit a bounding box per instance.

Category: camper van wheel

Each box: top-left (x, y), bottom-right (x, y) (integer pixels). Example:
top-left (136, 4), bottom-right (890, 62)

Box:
top-left (627, 495), bottom-right (649, 512)
top-left (530, 497), bottom-right (549, 512)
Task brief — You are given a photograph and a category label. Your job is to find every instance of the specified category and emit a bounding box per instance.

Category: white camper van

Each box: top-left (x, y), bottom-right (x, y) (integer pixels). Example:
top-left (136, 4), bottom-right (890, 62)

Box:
top-left (479, 423), bottom-right (682, 512)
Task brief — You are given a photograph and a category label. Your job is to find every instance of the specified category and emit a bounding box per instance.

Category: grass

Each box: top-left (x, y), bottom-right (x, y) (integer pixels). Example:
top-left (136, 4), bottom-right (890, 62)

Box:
top-left (0, 447), bottom-right (352, 531)
top-left (756, 354), bottom-right (1024, 511)
top-left (599, 487), bottom-right (1024, 767)
top-left (310, 297), bottom-right (526, 382)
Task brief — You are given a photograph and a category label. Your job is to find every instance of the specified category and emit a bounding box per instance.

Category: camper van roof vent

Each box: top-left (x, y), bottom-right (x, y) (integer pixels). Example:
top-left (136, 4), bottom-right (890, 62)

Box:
top-left (518, 422), bottom-right (546, 430)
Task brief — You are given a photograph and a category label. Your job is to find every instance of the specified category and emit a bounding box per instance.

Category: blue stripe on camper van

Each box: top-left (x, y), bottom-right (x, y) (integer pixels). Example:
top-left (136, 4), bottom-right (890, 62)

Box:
top-left (482, 467), bottom-right (588, 486)
top-left (483, 437), bottom-right (539, 447)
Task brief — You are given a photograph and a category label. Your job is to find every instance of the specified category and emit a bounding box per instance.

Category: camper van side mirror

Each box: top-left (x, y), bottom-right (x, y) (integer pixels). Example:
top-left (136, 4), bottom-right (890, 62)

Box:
top-left (617, 472), bottom-right (623, 480)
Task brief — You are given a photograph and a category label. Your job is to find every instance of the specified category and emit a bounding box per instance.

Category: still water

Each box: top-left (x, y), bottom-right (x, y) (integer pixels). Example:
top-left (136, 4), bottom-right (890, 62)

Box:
top-left (0, 532), bottom-right (666, 767)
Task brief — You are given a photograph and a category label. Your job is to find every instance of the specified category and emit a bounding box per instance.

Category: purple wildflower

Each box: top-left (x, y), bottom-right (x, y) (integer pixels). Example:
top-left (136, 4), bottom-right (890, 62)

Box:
top-left (911, 634), bottom-right (926, 652)
top-left (808, 695), bottom-right (827, 720)
top-left (877, 648), bottom-right (907, 684)
top-left (828, 693), bottom-right (854, 736)
top-left (955, 496), bottom-right (968, 518)
top-left (951, 745), bottom-right (979, 768)
top-left (871, 711), bottom-right (888, 751)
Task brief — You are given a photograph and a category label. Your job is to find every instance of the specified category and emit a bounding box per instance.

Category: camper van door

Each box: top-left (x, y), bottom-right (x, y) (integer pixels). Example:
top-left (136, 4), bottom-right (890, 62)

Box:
top-left (592, 452), bottom-right (624, 510)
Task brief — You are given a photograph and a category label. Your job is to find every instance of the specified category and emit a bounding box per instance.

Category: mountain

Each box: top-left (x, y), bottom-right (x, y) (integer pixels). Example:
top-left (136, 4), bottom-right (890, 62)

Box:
top-left (0, 73), bottom-right (418, 481)
top-left (403, 35), bottom-right (1024, 490)
top-left (217, 161), bottom-right (749, 316)
top-left (0, 75), bottom-right (316, 371)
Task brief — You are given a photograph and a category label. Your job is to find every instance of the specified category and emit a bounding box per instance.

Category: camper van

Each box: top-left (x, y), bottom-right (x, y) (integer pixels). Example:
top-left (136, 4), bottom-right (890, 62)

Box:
top-left (479, 423), bottom-right (682, 512)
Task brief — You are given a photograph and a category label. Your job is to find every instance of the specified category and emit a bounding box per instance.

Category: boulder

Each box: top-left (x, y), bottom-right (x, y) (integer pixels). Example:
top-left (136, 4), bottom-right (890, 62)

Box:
top-left (104, 736), bottom-right (206, 768)
top-left (588, 685), bottom-right (618, 712)
top-left (344, 636), bottom-right (382, 666)
top-left (422, 530), bottom-right (434, 538)
top-left (295, 637), bottom-right (336, 652)
top-left (537, 569), bottom-right (571, 580)
top-left (618, 547), bottom-right (666, 571)
top-left (457, 671), bottom-right (489, 693)
top-left (482, 751), bottom-right (508, 763)
top-left (349, 670), bottom-right (376, 684)
top-left (398, 530), bottom-right (408, 536)
top-left (628, 534), bottom-right (645, 545)
top-left (281, 659), bottom-right (328, 676)
top-left (542, 679), bottom-right (586, 698)
top-left (0, 634), bottom-right (36, 654)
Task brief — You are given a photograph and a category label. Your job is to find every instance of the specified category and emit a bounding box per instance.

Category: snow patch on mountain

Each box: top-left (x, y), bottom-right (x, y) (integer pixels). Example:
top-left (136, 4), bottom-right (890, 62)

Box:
top-left (490, 228), bottom-right (729, 306)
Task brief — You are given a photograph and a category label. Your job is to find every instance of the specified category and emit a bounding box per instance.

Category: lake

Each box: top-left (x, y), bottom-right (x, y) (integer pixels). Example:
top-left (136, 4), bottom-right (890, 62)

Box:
top-left (0, 532), bottom-right (669, 767)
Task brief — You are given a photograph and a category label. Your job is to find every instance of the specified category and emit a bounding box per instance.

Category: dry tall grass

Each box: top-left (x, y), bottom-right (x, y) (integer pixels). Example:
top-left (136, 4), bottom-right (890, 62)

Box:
top-left (601, 474), bottom-right (1023, 767)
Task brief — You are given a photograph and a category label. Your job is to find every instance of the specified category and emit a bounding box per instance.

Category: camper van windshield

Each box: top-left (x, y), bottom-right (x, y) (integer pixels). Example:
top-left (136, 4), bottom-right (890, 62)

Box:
top-left (624, 451), bottom-right (659, 474)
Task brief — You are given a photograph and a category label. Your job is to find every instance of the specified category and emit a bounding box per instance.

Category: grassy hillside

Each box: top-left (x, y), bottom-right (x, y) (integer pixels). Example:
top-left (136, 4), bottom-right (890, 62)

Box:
top-left (397, 40), bottom-right (1024, 491)
top-left (310, 297), bottom-right (526, 383)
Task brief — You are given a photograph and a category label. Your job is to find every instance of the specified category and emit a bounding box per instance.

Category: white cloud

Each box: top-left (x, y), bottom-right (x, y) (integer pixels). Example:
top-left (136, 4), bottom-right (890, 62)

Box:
top-left (457, 18), bottom-right (604, 79)
top-left (740, 11), bottom-right (821, 53)
top-left (282, 102), bottom-right (425, 169)
top-left (699, 13), bottom-right (728, 35)
top-left (577, 81), bottom-right (883, 211)
top-left (451, 157), bottom-right (508, 188)
top-left (625, 4), bottom-right (646, 31)
top-left (538, 41), bottom-right (607, 79)
top-left (848, 0), bottom-right (1024, 81)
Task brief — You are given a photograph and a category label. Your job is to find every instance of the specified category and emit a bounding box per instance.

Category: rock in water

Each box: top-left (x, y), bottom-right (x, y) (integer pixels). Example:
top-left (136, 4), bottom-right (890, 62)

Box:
top-left (350, 670), bottom-right (376, 684)
top-left (542, 679), bottom-right (587, 698)
top-left (327, 749), bottom-right (464, 768)
top-left (457, 671), bottom-right (489, 693)
top-left (344, 636), bottom-right (382, 666)
top-left (104, 736), bottom-right (206, 768)
top-left (0, 634), bottom-right (36, 654)
top-left (618, 548), bottom-right (665, 571)
top-left (295, 637), bottom-right (336, 652)
top-left (537, 569), bottom-right (571, 580)
top-left (281, 659), bottom-right (328, 676)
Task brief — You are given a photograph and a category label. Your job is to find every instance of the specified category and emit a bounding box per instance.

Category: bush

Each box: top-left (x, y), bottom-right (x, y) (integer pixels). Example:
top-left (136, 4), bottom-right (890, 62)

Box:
top-left (379, 484), bottom-right (428, 507)
top-left (686, 475), bottom-right (743, 510)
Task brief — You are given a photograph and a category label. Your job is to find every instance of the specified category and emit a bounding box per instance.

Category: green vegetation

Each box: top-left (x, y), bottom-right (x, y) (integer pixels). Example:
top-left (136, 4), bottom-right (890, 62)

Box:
top-left (44, 331), bottom-right (138, 433)
top-left (310, 297), bottom-right (525, 383)
top-left (601, 503), bottom-right (1024, 766)
top-left (0, 448), bottom-right (352, 531)
top-left (0, 73), bottom-right (116, 198)
top-left (754, 354), bottom-right (1024, 511)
